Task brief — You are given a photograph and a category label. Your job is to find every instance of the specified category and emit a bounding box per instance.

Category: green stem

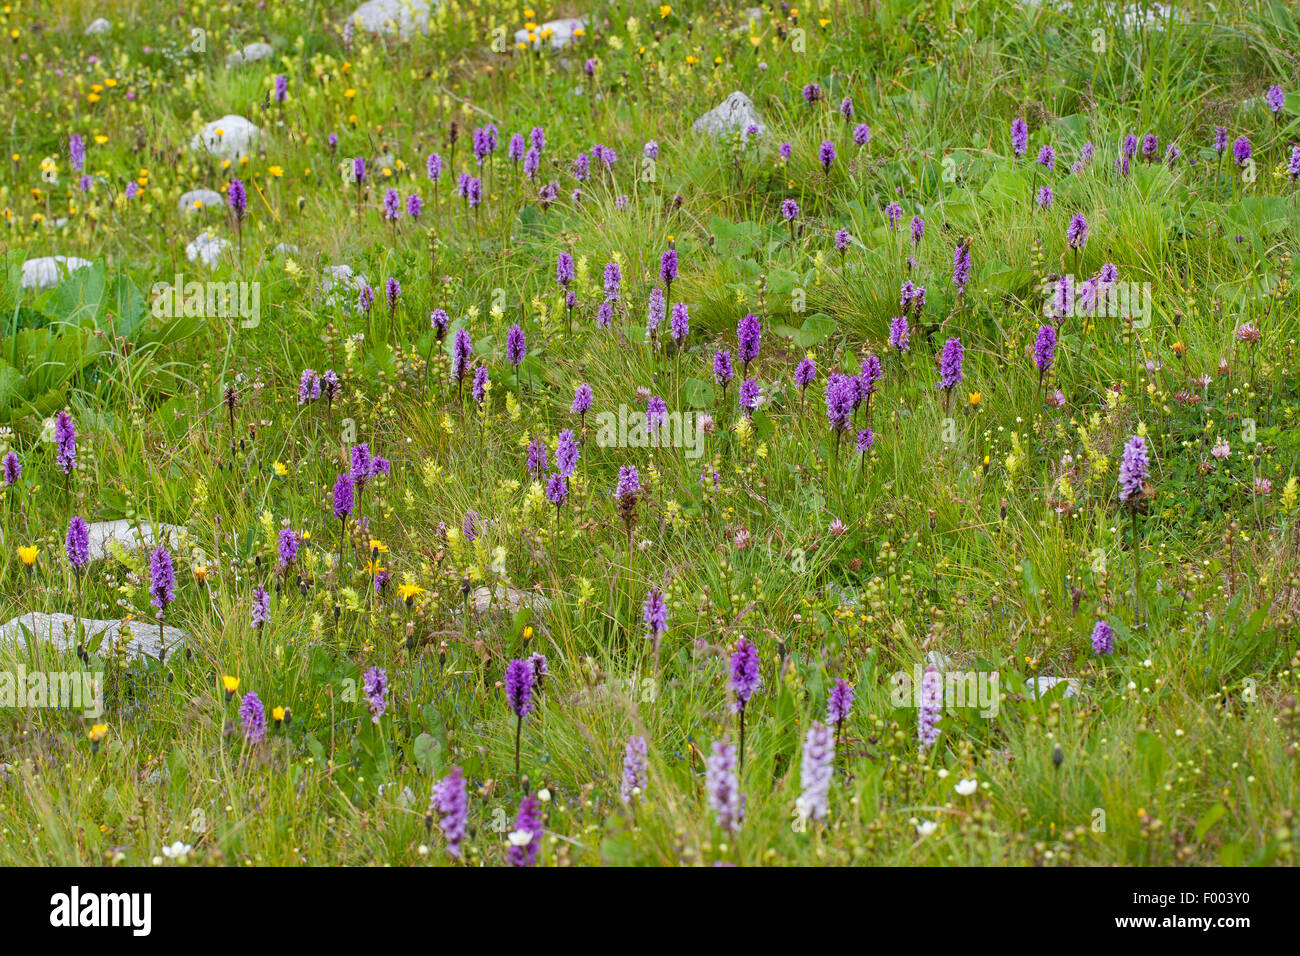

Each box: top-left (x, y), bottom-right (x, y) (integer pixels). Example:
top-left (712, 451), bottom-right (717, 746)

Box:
top-left (1131, 507), bottom-right (1141, 622)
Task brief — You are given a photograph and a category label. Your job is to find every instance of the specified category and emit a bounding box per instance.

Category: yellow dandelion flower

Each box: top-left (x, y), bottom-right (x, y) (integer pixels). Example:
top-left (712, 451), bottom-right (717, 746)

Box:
top-left (397, 582), bottom-right (425, 604)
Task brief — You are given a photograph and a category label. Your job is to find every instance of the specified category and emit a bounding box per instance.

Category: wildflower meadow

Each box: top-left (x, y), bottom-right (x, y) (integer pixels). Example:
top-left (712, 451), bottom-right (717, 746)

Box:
top-left (2, 0), bottom-right (1300, 890)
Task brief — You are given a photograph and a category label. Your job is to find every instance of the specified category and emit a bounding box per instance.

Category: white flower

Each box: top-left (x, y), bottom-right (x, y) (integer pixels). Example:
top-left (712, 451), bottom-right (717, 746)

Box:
top-left (794, 796), bottom-right (813, 823)
top-left (916, 820), bottom-right (938, 837)
top-left (507, 829), bottom-right (533, 847)
top-left (955, 778), bottom-right (978, 796)
top-left (161, 841), bottom-right (193, 862)
top-left (537, 788), bottom-right (552, 802)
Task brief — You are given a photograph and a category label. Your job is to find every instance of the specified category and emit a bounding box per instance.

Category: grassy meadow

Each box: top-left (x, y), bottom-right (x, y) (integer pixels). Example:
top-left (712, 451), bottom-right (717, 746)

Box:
top-left (0, 0), bottom-right (1299, 867)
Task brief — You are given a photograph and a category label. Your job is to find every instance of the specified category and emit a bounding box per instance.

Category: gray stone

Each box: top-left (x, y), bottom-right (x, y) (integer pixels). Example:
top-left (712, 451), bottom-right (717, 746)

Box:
top-left (226, 42), bottom-right (273, 67)
top-left (20, 255), bottom-right (92, 291)
top-left (455, 585), bottom-right (551, 616)
top-left (1, 612), bottom-right (187, 662)
top-left (178, 189), bottom-right (225, 214)
top-left (85, 519), bottom-right (186, 562)
top-left (319, 264), bottom-right (369, 308)
top-left (190, 115), bottom-right (264, 162)
top-left (514, 17), bottom-right (585, 50)
top-left (1023, 676), bottom-right (1080, 699)
top-left (186, 232), bottom-right (229, 267)
top-left (349, 0), bottom-right (435, 39)
top-left (692, 91), bottom-right (765, 138)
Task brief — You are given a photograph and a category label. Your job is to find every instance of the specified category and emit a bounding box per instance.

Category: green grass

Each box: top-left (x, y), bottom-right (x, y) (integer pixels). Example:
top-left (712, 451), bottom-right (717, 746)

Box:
top-left (0, 0), bottom-right (1298, 866)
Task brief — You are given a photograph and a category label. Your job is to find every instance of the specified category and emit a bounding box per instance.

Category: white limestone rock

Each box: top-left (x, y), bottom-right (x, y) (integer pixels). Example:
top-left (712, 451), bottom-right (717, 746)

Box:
top-left (692, 91), bottom-right (766, 138)
top-left (1023, 676), bottom-right (1081, 699)
top-left (190, 115), bottom-right (264, 162)
top-left (319, 264), bottom-right (369, 308)
top-left (186, 232), bottom-right (229, 267)
top-left (349, 0), bottom-right (434, 39)
top-left (84, 519), bottom-right (187, 562)
top-left (0, 612), bottom-right (187, 662)
top-left (178, 189), bottom-right (225, 214)
top-left (514, 17), bottom-right (585, 50)
top-left (457, 585), bottom-right (552, 616)
top-left (226, 42), bottom-right (273, 67)
top-left (21, 256), bottom-right (92, 291)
